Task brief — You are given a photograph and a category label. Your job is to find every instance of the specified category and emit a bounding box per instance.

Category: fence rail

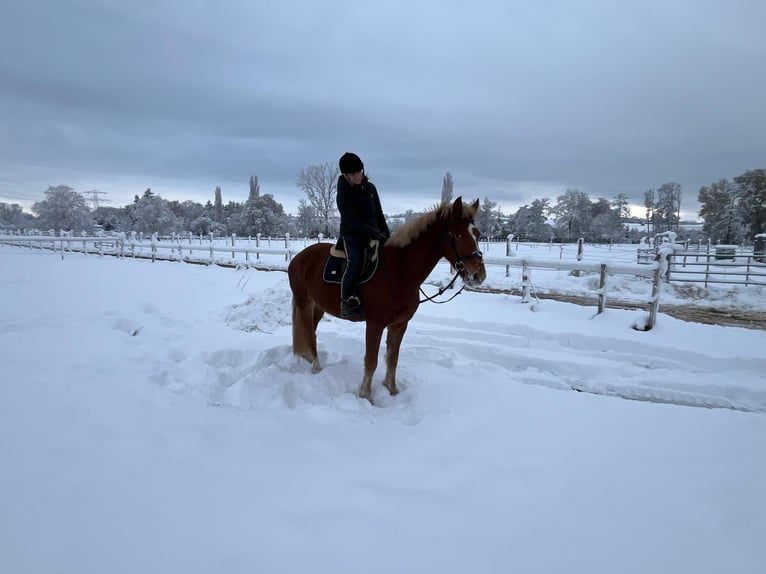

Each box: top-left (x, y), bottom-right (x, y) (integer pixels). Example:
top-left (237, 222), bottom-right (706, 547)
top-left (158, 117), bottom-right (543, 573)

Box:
top-left (667, 251), bottom-right (766, 287)
top-left (483, 254), bottom-right (662, 327)
top-left (2, 235), bottom-right (669, 330)
top-left (0, 234), bottom-right (301, 265)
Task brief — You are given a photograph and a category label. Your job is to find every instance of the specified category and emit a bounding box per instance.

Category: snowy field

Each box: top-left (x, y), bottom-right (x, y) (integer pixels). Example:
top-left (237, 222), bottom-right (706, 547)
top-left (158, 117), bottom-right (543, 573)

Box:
top-left (1, 246), bottom-right (765, 574)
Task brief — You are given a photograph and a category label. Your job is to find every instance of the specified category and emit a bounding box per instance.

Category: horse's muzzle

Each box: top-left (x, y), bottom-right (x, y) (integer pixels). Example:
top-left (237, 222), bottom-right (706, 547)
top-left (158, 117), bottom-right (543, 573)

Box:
top-left (456, 252), bottom-right (487, 286)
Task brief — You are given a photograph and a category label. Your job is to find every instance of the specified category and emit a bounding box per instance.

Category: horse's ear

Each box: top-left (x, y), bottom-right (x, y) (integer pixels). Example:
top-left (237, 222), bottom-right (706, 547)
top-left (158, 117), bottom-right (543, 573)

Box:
top-left (471, 198), bottom-right (480, 213)
top-left (452, 196), bottom-right (463, 216)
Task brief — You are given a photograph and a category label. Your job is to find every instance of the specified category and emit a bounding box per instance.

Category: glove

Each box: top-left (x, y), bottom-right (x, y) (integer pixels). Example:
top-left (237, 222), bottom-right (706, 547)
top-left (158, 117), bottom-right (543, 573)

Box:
top-left (368, 228), bottom-right (387, 241)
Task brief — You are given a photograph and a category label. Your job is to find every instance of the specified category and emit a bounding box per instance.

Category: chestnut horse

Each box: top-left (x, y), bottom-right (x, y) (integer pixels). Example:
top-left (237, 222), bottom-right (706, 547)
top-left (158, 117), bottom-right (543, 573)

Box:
top-left (287, 196), bottom-right (487, 403)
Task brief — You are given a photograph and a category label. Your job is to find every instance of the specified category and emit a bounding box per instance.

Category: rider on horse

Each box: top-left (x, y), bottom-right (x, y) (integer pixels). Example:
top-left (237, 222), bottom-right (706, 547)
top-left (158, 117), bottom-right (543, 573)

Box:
top-left (336, 152), bottom-right (390, 319)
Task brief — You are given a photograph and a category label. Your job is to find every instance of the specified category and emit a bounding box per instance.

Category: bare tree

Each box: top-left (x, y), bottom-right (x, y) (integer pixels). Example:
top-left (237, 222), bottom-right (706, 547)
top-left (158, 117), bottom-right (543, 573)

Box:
top-left (643, 188), bottom-right (655, 234)
top-left (611, 193), bottom-right (631, 222)
top-left (441, 172), bottom-right (454, 204)
top-left (655, 182), bottom-right (682, 232)
top-left (296, 162), bottom-right (339, 235)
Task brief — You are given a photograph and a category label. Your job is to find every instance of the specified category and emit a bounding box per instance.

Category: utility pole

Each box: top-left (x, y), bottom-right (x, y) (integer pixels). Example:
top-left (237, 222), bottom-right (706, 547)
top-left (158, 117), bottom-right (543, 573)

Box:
top-left (83, 189), bottom-right (110, 210)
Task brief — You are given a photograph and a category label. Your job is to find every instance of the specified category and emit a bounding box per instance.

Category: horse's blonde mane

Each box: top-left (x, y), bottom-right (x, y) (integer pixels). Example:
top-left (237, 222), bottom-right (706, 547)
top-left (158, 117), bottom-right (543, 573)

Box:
top-left (387, 199), bottom-right (479, 248)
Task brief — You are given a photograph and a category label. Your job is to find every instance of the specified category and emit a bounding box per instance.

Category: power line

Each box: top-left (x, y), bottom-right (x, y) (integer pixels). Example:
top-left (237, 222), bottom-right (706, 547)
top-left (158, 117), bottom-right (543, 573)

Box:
top-left (82, 189), bottom-right (110, 210)
top-left (0, 192), bottom-right (40, 202)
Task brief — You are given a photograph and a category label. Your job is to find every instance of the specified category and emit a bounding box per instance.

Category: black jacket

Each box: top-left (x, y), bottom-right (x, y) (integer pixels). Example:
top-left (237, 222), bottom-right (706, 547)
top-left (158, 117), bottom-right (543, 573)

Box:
top-left (336, 175), bottom-right (390, 240)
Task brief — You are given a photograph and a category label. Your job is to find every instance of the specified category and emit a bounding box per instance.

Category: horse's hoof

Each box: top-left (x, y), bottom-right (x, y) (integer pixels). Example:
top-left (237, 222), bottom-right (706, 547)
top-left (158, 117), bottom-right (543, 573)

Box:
top-left (383, 381), bottom-right (399, 396)
top-left (358, 392), bottom-right (374, 406)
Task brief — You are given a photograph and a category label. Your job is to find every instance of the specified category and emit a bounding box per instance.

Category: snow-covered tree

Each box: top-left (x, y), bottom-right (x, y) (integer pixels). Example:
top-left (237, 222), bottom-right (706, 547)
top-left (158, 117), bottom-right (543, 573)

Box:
top-left (698, 179), bottom-right (744, 244)
top-left (32, 185), bottom-right (93, 233)
top-left (189, 215), bottom-right (216, 236)
top-left (242, 193), bottom-right (287, 237)
top-left (295, 199), bottom-right (320, 237)
top-left (476, 197), bottom-right (502, 239)
top-left (128, 189), bottom-right (178, 235)
top-left (733, 169), bottom-right (766, 238)
top-left (0, 202), bottom-right (34, 229)
top-left (552, 188), bottom-right (592, 240)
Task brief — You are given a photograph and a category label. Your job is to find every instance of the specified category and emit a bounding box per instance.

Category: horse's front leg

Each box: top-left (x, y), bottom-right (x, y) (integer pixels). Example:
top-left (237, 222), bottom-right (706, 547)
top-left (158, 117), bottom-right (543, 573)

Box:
top-left (359, 322), bottom-right (385, 404)
top-left (383, 321), bottom-right (408, 396)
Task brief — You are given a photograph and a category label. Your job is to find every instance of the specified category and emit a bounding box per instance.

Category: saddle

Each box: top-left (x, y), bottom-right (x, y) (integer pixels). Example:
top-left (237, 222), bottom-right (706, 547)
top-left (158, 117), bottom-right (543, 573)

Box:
top-left (322, 238), bottom-right (381, 284)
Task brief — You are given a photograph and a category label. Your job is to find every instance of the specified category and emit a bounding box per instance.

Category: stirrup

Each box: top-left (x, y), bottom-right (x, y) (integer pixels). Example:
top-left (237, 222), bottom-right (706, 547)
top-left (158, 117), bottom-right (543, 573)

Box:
top-left (341, 296), bottom-right (364, 319)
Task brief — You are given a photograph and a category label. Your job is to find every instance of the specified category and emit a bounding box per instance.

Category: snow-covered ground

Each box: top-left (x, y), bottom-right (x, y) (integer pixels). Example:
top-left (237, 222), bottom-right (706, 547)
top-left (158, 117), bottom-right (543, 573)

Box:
top-left (1, 246), bottom-right (765, 574)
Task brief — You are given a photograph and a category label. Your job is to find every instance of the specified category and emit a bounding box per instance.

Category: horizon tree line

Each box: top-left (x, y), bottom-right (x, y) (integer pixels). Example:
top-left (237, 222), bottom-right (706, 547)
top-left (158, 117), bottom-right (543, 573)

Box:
top-left (1, 167), bottom-right (764, 245)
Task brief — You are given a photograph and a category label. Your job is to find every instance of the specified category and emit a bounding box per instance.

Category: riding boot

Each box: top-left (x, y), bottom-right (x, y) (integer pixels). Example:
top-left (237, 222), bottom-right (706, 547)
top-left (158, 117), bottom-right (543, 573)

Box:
top-left (340, 281), bottom-right (364, 319)
top-left (341, 294), bottom-right (364, 320)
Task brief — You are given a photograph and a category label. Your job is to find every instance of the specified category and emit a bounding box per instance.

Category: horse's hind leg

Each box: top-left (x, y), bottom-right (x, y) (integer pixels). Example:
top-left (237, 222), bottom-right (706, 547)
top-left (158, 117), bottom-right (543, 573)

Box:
top-left (383, 321), bottom-right (408, 396)
top-left (291, 298), bottom-right (321, 372)
top-left (359, 323), bottom-right (385, 403)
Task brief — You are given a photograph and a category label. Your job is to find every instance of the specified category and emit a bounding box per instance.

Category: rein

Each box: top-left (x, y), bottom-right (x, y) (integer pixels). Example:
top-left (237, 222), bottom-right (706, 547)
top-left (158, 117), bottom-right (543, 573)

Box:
top-left (419, 216), bottom-right (481, 304)
top-left (419, 271), bottom-right (464, 304)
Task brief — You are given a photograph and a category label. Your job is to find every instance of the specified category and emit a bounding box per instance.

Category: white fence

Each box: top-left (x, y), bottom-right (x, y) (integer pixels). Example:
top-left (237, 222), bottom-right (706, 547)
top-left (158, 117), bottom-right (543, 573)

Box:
top-left (638, 243), bottom-right (766, 287)
top-left (1, 234), bottom-right (666, 329)
top-left (0, 234), bottom-right (304, 266)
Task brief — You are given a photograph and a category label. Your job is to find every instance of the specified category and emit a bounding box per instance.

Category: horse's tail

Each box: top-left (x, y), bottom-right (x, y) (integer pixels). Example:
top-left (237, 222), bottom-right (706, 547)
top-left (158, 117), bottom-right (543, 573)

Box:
top-left (291, 295), bottom-right (309, 357)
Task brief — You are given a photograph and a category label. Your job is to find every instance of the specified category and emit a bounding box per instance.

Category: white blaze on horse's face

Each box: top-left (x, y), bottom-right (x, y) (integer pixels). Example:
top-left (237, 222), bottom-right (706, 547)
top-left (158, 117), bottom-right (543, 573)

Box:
top-left (449, 218), bottom-right (487, 287)
top-left (468, 222), bottom-right (480, 250)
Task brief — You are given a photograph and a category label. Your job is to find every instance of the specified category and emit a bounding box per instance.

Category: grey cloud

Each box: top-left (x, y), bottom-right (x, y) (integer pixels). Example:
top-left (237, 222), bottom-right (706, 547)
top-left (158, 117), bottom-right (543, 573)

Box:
top-left (1, 0), bottom-right (765, 219)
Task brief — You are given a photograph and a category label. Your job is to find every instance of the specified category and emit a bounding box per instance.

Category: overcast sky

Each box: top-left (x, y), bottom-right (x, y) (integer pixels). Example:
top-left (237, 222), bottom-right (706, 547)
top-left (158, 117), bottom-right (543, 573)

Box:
top-left (1, 0), bottom-right (764, 219)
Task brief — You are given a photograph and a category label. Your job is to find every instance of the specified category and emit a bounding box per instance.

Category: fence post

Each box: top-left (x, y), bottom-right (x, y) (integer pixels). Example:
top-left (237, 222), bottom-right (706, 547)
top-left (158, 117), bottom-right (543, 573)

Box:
top-left (521, 260), bottom-right (530, 303)
top-left (598, 263), bottom-right (607, 314)
top-left (151, 232), bottom-right (158, 262)
top-left (285, 233), bottom-right (290, 261)
top-left (256, 233), bottom-right (261, 260)
top-left (505, 233), bottom-right (514, 277)
top-left (648, 254), bottom-right (663, 330)
top-left (231, 233), bottom-right (236, 259)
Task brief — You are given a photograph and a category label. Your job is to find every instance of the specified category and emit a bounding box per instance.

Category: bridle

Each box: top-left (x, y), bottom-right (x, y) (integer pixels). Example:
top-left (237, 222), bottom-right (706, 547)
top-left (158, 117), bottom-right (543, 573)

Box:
top-left (447, 216), bottom-right (484, 275)
top-left (419, 216), bottom-right (484, 304)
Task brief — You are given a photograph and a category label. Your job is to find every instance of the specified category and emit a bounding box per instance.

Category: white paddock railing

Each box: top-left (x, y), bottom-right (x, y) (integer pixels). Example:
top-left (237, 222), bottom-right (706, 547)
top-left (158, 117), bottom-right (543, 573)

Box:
top-left (2, 235), bottom-right (667, 329)
top-left (483, 254), bottom-right (663, 329)
top-left (0, 234), bottom-right (299, 266)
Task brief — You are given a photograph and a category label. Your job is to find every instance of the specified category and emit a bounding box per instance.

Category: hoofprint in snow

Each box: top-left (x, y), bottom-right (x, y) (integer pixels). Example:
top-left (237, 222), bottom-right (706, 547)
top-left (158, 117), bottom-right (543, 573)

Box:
top-left (1, 248), bottom-right (765, 574)
top-left (222, 281), bottom-right (766, 414)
